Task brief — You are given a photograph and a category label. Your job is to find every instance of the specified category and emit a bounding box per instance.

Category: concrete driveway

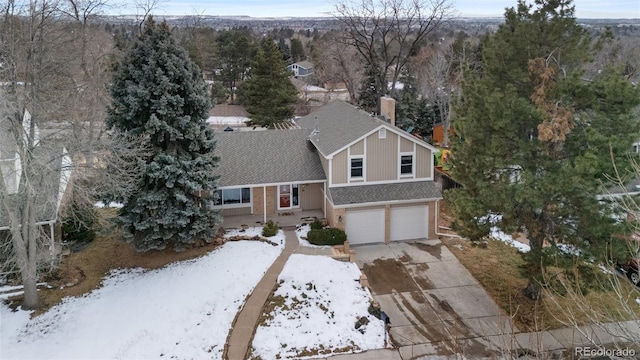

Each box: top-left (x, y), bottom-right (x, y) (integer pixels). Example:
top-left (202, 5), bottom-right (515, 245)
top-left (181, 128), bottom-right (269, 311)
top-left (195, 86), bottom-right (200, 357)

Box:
top-left (355, 239), bottom-right (520, 359)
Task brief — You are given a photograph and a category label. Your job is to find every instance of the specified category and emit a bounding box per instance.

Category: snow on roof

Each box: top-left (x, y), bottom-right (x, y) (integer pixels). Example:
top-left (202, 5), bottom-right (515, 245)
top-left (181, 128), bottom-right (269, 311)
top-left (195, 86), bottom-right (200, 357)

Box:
top-left (206, 116), bottom-right (250, 125)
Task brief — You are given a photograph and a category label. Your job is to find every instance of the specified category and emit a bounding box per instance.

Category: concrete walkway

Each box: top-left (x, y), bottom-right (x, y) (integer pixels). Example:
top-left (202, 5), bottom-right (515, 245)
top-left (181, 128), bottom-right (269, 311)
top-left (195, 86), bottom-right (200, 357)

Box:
top-left (224, 228), bottom-right (299, 360)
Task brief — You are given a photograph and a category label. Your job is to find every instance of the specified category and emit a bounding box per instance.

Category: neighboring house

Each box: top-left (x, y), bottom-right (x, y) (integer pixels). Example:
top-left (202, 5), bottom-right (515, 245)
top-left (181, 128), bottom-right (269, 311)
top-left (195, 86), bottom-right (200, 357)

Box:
top-left (214, 99), bottom-right (442, 245)
top-left (287, 61), bottom-right (314, 78)
top-left (0, 110), bottom-right (72, 274)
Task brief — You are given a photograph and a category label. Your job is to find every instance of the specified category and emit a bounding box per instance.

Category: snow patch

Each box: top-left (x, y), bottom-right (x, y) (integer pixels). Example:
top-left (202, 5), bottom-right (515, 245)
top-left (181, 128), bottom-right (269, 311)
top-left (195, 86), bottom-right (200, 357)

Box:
top-left (598, 264), bottom-right (614, 275)
top-left (94, 201), bottom-right (124, 208)
top-left (482, 213), bottom-right (531, 253)
top-left (251, 254), bottom-right (388, 358)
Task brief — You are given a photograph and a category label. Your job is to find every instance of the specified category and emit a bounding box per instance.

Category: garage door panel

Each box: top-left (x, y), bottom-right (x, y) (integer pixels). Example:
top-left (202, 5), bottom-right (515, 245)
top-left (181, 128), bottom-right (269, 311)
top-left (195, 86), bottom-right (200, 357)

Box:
top-left (390, 206), bottom-right (428, 241)
top-left (345, 208), bottom-right (385, 245)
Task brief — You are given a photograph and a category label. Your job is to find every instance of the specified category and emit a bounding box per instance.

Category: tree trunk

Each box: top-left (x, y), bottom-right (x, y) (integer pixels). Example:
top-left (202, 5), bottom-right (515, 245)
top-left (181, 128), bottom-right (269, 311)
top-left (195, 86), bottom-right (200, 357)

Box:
top-left (523, 280), bottom-right (542, 300)
top-left (11, 228), bottom-right (39, 310)
top-left (24, 222), bottom-right (39, 309)
top-left (523, 231), bottom-right (545, 300)
top-left (21, 268), bottom-right (39, 310)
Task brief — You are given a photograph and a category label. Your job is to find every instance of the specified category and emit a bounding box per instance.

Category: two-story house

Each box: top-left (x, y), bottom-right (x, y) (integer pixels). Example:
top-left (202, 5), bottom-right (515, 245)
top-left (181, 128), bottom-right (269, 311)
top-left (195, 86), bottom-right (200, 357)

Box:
top-left (214, 100), bottom-right (442, 245)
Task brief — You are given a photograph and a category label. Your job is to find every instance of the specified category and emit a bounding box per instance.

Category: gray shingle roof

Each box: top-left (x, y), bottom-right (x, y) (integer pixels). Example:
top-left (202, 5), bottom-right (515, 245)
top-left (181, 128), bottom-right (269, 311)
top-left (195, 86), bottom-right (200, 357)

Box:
top-left (215, 129), bottom-right (326, 187)
top-left (295, 100), bottom-right (386, 156)
top-left (328, 181), bottom-right (442, 206)
top-left (293, 61), bottom-right (314, 69)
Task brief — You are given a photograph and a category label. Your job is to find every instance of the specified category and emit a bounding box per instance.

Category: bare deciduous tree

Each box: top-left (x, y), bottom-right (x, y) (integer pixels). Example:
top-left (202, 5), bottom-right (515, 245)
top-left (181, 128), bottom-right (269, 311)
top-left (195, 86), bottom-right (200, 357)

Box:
top-left (312, 31), bottom-right (362, 103)
top-left (0, 0), bottom-right (145, 309)
top-left (333, 0), bottom-right (452, 112)
top-left (411, 43), bottom-right (458, 147)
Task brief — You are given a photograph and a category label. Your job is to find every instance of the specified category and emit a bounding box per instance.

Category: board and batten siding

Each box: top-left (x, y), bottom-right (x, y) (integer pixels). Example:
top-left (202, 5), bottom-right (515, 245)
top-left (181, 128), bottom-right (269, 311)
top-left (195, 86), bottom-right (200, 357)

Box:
top-left (350, 139), bottom-right (365, 155)
top-left (416, 145), bottom-right (433, 179)
top-left (365, 130), bottom-right (397, 182)
top-left (332, 150), bottom-right (348, 185)
top-left (329, 127), bottom-right (434, 185)
top-left (400, 136), bottom-right (414, 153)
top-left (300, 183), bottom-right (323, 210)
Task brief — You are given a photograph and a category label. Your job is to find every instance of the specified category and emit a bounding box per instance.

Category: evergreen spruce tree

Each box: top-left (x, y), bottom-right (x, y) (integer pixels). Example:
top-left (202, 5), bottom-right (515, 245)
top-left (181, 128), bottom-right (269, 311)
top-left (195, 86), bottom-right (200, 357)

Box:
top-left (107, 18), bottom-right (221, 252)
top-left (215, 29), bottom-right (257, 103)
top-left (358, 63), bottom-right (380, 114)
top-left (290, 38), bottom-right (305, 63)
top-left (278, 37), bottom-right (292, 62)
top-left (414, 99), bottom-right (438, 139)
top-left (239, 38), bottom-right (298, 128)
top-left (394, 68), bottom-right (421, 131)
top-left (448, 0), bottom-right (640, 299)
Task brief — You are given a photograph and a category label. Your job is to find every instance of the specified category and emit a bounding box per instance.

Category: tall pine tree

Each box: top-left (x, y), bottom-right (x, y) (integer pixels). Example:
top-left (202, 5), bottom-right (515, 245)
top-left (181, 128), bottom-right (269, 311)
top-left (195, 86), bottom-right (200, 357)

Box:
top-left (448, 0), bottom-right (640, 299)
top-left (215, 29), bottom-right (257, 103)
top-left (108, 18), bottom-right (221, 252)
top-left (239, 38), bottom-right (299, 128)
top-left (358, 63), bottom-right (381, 114)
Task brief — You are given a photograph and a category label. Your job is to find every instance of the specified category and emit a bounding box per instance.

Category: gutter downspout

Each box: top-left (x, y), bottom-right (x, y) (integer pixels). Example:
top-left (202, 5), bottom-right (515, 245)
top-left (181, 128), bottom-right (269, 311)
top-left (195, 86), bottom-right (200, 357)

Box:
top-left (435, 199), bottom-right (464, 239)
top-left (323, 181), bottom-right (327, 218)
top-left (263, 185), bottom-right (267, 224)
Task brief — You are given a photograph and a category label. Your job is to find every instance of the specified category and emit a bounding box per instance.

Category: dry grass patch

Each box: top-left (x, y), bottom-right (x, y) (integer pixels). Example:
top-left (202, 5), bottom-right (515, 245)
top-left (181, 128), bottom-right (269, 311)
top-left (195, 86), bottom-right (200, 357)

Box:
top-left (443, 237), bottom-right (640, 332)
top-left (542, 266), bottom-right (640, 327)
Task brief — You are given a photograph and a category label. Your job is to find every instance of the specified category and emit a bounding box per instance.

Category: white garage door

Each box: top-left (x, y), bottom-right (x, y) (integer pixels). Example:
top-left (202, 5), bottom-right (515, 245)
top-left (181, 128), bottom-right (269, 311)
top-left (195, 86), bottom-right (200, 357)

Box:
top-left (390, 205), bottom-right (428, 241)
top-left (345, 208), bottom-right (385, 245)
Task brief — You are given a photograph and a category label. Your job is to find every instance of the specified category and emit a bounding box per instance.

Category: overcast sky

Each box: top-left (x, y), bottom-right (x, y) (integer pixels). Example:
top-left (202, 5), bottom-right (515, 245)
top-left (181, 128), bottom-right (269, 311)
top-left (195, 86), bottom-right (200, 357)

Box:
top-left (110, 0), bottom-right (639, 19)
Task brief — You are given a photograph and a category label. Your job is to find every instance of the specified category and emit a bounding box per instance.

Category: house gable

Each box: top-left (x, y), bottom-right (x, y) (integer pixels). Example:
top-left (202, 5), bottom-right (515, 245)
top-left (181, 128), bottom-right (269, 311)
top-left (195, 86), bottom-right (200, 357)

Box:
top-left (328, 124), bottom-right (435, 186)
top-left (296, 100), bottom-right (436, 188)
top-left (295, 100), bottom-right (380, 158)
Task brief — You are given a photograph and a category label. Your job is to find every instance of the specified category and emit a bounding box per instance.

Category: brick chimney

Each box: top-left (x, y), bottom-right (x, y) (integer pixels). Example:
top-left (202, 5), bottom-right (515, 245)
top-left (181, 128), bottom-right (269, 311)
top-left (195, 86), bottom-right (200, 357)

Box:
top-left (380, 96), bottom-right (396, 126)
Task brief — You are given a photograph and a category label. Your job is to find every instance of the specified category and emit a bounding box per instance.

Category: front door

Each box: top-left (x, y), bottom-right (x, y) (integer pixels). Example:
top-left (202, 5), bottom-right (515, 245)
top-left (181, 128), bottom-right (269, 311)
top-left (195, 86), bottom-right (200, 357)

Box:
top-left (278, 184), bottom-right (299, 210)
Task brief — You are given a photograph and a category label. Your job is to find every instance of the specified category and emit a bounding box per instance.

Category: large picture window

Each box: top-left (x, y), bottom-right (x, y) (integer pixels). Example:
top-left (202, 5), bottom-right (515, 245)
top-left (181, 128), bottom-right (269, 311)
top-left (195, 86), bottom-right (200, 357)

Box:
top-left (213, 188), bottom-right (251, 206)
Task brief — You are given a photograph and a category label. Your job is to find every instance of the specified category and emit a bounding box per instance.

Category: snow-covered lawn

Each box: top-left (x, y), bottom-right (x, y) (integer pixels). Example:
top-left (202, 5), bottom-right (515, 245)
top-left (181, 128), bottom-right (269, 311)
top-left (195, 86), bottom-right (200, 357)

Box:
top-left (250, 254), bottom-right (388, 359)
top-left (1, 229), bottom-right (285, 360)
top-left (1, 226), bottom-right (386, 359)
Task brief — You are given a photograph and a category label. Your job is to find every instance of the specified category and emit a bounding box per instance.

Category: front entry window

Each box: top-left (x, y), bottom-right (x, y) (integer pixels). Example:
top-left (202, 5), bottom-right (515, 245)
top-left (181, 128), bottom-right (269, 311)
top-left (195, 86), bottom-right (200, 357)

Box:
top-left (279, 184), bottom-right (299, 209)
